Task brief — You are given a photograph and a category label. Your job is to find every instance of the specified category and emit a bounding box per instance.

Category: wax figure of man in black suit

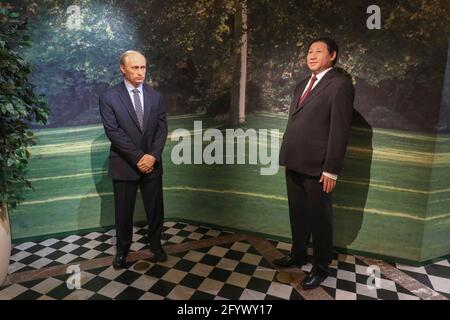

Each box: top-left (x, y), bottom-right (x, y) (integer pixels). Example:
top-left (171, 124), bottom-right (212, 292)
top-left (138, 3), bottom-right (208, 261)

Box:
top-left (274, 38), bottom-right (354, 289)
top-left (99, 51), bottom-right (168, 269)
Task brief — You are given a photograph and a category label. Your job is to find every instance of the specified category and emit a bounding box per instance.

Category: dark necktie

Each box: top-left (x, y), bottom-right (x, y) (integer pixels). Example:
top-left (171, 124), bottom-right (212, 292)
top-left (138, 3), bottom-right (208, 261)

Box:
top-left (298, 75), bottom-right (318, 106)
top-left (132, 88), bottom-right (144, 130)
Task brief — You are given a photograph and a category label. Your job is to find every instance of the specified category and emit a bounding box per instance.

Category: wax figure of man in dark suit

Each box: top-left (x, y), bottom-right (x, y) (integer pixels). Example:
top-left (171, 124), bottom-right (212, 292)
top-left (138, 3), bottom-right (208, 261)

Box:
top-left (274, 38), bottom-right (354, 289)
top-left (99, 51), bottom-right (168, 269)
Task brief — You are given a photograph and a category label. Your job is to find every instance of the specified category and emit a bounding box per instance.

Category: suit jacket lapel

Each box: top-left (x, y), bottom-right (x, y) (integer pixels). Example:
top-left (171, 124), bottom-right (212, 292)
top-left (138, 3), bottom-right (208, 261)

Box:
top-left (119, 82), bottom-right (142, 132)
top-left (291, 69), bottom-right (336, 117)
top-left (289, 79), bottom-right (308, 119)
top-left (142, 84), bottom-right (153, 133)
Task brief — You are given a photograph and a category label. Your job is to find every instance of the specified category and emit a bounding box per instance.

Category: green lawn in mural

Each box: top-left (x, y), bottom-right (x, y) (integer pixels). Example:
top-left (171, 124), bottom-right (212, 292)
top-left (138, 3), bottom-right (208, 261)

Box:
top-left (10, 113), bottom-right (450, 262)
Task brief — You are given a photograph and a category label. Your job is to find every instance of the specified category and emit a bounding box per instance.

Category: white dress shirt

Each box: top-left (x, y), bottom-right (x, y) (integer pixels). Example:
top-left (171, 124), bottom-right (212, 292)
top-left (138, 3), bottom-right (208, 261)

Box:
top-left (302, 67), bottom-right (338, 181)
top-left (124, 79), bottom-right (144, 113)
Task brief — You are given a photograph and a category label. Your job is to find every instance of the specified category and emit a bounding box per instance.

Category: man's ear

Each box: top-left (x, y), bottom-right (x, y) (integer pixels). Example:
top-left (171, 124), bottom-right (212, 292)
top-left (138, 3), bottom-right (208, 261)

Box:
top-left (119, 64), bottom-right (125, 76)
top-left (330, 51), bottom-right (337, 64)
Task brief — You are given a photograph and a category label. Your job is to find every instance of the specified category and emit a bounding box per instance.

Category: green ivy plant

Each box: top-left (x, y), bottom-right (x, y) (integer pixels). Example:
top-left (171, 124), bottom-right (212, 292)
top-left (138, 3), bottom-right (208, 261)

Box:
top-left (0, 5), bottom-right (49, 209)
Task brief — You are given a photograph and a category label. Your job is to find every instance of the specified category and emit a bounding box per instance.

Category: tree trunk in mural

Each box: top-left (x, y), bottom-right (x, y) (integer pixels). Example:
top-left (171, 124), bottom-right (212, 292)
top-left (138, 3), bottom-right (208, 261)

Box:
top-left (229, 0), bottom-right (248, 126)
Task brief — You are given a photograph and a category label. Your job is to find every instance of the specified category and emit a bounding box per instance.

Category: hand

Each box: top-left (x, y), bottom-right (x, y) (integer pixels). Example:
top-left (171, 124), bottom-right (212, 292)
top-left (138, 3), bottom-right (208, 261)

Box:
top-left (319, 174), bottom-right (336, 194)
top-left (137, 154), bottom-right (156, 174)
top-left (141, 166), bottom-right (153, 174)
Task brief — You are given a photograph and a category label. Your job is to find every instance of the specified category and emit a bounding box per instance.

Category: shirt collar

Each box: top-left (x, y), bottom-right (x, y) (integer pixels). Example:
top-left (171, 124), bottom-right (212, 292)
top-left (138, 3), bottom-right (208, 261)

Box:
top-left (124, 79), bottom-right (144, 94)
top-left (312, 67), bottom-right (333, 81)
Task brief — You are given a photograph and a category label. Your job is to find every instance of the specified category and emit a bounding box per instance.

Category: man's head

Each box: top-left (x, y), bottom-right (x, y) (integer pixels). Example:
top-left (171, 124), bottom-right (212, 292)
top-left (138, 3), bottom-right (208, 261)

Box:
top-left (120, 50), bottom-right (146, 87)
top-left (306, 37), bottom-right (338, 75)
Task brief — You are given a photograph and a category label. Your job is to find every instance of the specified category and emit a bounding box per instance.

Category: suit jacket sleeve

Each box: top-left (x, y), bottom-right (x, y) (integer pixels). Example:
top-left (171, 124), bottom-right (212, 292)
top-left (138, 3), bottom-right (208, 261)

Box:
top-left (148, 94), bottom-right (168, 161)
top-left (323, 79), bottom-right (354, 175)
top-left (99, 94), bottom-right (145, 165)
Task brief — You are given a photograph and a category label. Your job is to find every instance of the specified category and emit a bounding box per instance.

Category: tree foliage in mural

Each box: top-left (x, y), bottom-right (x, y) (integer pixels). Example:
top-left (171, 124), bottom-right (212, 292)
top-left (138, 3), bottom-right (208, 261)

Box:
top-left (16, 0), bottom-right (137, 126)
top-left (248, 0), bottom-right (450, 130)
top-left (119, 0), bottom-right (236, 116)
top-left (10, 0), bottom-right (450, 131)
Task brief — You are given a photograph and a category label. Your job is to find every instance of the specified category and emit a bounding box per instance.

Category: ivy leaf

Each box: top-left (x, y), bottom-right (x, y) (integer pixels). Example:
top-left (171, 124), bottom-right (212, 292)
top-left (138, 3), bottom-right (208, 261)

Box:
top-left (7, 158), bottom-right (15, 167)
top-left (0, 8), bottom-right (9, 16)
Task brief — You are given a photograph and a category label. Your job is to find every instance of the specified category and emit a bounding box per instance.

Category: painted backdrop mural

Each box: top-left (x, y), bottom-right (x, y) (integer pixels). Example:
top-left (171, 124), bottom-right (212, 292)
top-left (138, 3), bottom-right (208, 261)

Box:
top-left (7, 0), bottom-right (450, 263)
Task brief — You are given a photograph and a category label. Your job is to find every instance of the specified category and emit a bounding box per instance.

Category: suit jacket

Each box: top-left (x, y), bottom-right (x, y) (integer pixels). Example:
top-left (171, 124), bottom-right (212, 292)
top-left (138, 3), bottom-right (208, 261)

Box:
top-left (99, 82), bottom-right (168, 181)
top-left (279, 68), bottom-right (354, 177)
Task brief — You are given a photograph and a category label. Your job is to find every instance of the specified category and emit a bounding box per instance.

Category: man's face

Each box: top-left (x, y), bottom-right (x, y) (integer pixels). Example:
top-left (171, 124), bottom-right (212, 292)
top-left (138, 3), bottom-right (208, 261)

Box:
top-left (306, 41), bottom-right (336, 75)
top-left (120, 53), bottom-right (146, 87)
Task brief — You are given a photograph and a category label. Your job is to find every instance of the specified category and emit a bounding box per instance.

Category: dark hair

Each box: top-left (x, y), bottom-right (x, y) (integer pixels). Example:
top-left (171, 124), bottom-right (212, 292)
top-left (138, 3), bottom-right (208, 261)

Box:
top-left (307, 37), bottom-right (339, 66)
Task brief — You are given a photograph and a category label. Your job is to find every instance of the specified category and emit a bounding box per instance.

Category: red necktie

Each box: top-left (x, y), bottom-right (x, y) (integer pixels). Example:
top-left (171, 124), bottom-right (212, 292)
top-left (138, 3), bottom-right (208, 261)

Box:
top-left (298, 75), bottom-right (317, 106)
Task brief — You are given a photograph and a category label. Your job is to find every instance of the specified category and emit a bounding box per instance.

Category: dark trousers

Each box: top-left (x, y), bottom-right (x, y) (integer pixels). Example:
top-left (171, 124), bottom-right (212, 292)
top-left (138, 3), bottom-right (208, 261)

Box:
top-left (285, 168), bottom-right (333, 277)
top-left (112, 177), bottom-right (164, 256)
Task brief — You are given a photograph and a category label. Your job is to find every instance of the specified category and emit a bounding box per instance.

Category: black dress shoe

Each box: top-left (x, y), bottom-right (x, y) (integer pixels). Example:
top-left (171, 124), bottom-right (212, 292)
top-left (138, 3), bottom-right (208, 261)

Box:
top-left (301, 273), bottom-right (327, 290)
top-left (112, 255), bottom-right (127, 269)
top-left (149, 247), bottom-right (167, 263)
top-left (272, 254), bottom-right (306, 268)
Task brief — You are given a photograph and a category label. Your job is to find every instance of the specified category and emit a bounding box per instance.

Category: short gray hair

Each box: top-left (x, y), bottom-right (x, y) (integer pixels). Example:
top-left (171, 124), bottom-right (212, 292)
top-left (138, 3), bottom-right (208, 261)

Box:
top-left (119, 50), bottom-right (146, 66)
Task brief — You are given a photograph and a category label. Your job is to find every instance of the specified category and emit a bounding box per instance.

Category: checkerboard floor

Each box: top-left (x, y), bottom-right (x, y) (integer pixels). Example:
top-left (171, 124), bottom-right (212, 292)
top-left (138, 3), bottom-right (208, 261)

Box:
top-left (1, 221), bottom-right (448, 300)
top-left (271, 241), bottom-right (448, 300)
top-left (394, 259), bottom-right (450, 299)
top-left (7, 222), bottom-right (226, 274)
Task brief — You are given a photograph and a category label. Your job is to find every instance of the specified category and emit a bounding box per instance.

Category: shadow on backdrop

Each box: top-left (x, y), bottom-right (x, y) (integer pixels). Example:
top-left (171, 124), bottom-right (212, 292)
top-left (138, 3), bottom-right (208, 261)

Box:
top-left (333, 109), bottom-right (373, 249)
top-left (77, 133), bottom-right (114, 232)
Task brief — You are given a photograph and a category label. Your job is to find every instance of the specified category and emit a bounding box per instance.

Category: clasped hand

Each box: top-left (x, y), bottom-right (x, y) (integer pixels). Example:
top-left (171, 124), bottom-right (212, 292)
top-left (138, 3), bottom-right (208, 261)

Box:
top-left (137, 154), bottom-right (156, 174)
